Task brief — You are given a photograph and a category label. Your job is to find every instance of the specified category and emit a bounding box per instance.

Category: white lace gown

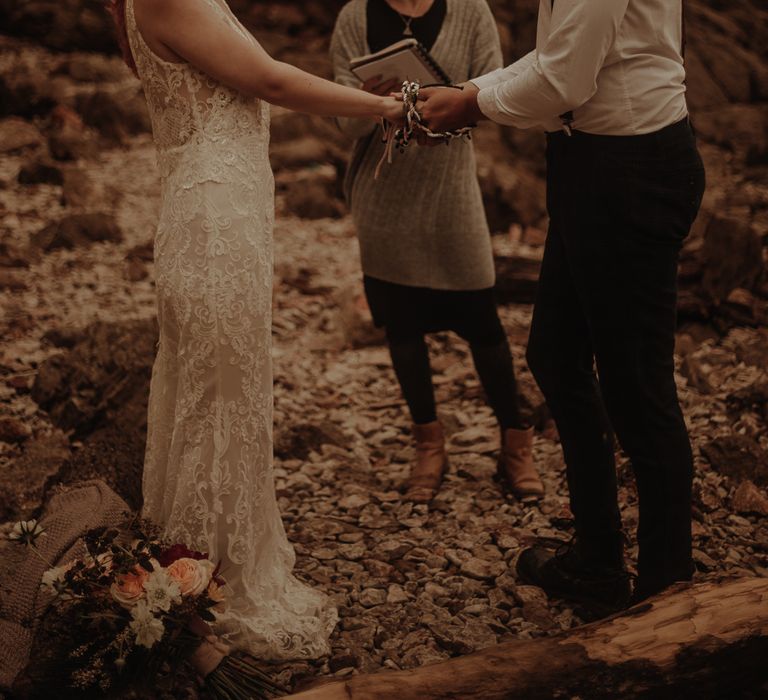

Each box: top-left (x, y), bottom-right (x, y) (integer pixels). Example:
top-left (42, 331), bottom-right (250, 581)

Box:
top-left (125, 0), bottom-right (337, 659)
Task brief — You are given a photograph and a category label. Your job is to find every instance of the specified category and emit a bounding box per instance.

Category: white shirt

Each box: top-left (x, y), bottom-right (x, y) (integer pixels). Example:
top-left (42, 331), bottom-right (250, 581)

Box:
top-left (470, 0), bottom-right (688, 135)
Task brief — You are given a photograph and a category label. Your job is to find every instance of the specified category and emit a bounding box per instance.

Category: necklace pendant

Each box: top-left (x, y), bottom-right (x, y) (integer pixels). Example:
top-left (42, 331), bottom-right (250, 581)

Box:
top-left (403, 26), bottom-right (413, 36)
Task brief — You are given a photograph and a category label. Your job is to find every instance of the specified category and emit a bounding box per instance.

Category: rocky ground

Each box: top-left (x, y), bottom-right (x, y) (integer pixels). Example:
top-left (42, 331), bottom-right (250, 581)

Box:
top-left (1, 1), bottom-right (768, 697)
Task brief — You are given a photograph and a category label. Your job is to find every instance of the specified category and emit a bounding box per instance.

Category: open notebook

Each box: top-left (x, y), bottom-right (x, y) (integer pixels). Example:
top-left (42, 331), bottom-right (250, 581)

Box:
top-left (350, 38), bottom-right (451, 86)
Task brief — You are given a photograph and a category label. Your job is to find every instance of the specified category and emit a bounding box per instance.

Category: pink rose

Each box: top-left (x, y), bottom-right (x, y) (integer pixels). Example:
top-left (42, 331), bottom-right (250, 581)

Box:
top-left (110, 565), bottom-right (149, 608)
top-left (166, 558), bottom-right (216, 597)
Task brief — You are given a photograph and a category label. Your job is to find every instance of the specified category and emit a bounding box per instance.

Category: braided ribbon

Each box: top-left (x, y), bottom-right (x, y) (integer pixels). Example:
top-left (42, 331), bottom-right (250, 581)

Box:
top-left (375, 81), bottom-right (475, 179)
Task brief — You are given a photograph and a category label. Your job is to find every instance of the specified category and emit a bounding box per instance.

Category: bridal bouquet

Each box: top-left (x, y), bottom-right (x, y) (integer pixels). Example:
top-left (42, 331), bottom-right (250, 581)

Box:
top-left (10, 517), bottom-right (284, 699)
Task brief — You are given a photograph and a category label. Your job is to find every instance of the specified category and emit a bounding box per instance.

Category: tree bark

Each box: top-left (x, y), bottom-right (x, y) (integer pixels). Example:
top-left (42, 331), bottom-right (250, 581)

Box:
top-left (288, 578), bottom-right (768, 699)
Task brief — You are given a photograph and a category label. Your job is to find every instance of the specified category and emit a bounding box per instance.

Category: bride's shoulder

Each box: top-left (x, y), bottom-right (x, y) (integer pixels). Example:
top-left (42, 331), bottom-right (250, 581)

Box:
top-left (138, 0), bottom-right (242, 42)
top-left (134, 0), bottom-right (219, 21)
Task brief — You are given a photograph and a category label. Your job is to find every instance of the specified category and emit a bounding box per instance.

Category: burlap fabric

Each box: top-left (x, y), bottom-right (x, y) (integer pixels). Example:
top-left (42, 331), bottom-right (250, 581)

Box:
top-left (0, 480), bottom-right (130, 689)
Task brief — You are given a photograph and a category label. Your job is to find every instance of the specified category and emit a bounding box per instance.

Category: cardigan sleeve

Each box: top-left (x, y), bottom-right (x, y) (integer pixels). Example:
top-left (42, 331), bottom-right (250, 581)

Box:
top-left (330, 2), bottom-right (380, 140)
top-left (469, 0), bottom-right (504, 80)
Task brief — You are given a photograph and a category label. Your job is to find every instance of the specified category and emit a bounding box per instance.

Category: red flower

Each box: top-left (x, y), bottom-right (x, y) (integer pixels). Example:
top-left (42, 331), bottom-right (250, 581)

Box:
top-left (157, 543), bottom-right (208, 567)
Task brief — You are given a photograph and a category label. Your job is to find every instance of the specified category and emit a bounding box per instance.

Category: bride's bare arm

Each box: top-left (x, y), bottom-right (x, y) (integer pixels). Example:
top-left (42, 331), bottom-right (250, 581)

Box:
top-left (135, 0), bottom-right (402, 121)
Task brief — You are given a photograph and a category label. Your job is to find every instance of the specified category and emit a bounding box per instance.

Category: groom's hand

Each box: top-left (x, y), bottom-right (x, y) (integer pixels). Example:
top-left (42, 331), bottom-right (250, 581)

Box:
top-left (420, 83), bottom-right (483, 133)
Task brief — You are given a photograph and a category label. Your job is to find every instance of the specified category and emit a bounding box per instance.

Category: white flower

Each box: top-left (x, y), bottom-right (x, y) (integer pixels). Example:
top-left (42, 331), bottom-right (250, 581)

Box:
top-left (129, 600), bottom-right (165, 649)
top-left (143, 568), bottom-right (182, 613)
top-left (41, 562), bottom-right (73, 590)
top-left (8, 520), bottom-right (46, 546)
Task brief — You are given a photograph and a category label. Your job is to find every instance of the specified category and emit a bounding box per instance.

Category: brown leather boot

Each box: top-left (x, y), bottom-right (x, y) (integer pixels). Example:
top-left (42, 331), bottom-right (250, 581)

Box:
top-left (497, 427), bottom-right (544, 503)
top-left (404, 421), bottom-right (448, 503)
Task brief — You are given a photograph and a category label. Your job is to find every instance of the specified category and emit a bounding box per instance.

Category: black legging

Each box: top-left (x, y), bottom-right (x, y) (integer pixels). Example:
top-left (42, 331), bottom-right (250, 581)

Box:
top-left (386, 315), bottom-right (524, 430)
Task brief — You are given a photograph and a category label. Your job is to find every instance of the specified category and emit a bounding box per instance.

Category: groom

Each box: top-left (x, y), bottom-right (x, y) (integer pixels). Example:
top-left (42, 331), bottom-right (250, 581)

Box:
top-left (418, 0), bottom-right (705, 614)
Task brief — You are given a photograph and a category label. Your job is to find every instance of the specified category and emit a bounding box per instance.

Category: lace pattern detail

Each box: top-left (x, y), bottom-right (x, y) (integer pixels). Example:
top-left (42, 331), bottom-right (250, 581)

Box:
top-left (126, 0), bottom-right (337, 659)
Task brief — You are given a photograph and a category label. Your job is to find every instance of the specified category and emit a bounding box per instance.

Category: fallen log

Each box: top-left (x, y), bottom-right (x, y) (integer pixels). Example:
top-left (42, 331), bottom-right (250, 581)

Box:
top-left (288, 578), bottom-right (768, 699)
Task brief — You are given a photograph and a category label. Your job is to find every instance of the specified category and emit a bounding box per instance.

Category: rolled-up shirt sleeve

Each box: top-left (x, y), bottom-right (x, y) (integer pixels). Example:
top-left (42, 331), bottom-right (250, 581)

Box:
top-left (470, 50), bottom-right (536, 91)
top-left (472, 0), bottom-right (629, 128)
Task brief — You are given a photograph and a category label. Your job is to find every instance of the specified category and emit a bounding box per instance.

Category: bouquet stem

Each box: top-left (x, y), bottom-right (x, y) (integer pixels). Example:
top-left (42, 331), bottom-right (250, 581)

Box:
top-left (204, 651), bottom-right (286, 699)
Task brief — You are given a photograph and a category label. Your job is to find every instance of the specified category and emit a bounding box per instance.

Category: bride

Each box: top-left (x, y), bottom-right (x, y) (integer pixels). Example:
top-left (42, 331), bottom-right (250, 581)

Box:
top-left (109, 0), bottom-right (402, 660)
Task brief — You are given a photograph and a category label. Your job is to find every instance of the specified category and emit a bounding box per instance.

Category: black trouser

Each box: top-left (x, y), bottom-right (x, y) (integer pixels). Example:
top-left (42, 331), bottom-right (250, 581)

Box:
top-left (527, 119), bottom-right (705, 595)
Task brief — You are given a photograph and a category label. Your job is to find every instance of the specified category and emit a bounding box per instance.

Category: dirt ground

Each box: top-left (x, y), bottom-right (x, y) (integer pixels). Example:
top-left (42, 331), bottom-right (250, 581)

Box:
top-left (1, 8), bottom-right (768, 694)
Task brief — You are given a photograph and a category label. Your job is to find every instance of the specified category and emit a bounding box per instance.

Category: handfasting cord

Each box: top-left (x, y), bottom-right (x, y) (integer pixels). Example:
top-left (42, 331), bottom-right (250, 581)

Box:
top-left (374, 81), bottom-right (475, 179)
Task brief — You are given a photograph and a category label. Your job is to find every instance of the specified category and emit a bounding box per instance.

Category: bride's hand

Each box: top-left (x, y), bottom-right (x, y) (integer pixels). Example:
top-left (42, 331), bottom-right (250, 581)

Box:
top-left (380, 95), bottom-right (405, 124)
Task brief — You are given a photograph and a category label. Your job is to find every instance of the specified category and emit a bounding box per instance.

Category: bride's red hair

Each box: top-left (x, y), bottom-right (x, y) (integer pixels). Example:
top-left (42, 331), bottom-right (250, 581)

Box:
top-left (106, 0), bottom-right (139, 77)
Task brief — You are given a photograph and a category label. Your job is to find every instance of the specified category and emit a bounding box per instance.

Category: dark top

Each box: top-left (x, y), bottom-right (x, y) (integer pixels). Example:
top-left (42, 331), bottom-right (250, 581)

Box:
top-left (367, 0), bottom-right (447, 52)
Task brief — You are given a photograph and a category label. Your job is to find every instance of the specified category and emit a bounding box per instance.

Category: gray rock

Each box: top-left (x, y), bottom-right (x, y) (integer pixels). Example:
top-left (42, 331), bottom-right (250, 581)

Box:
top-left (274, 421), bottom-right (347, 460)
top-left (333, 282), bottom-right (386, 349)
top-left (374, 540), bottom-right (412, 562)
top-left (0, 117), bottom-right (44, 153)
top-left (732, 480), bottom-right (768, 516)
top-left (701, 434), bottom-right (768, 487)
top-left (338, 542), bottom-right (367, 561)
top-left (386, 584), bottom-right (410, 604)
top-left (338, 531), bottom-right (365, 544)
top-left (328, 653), bottom-right (359, 673)
top-left (521, 601), bottom-right (557, 630)
top-left (399, 643), bottom-right (448, 668)
top-left (701, 214), bottom-right (764, 303)
top-left (0, 416), bottom-right (31, 444)
top-left (693, 549), bottom-right (718, 571)
top-left (17, 158), bottom-right (64, 185)
top-left (339, 493), bottom-right (371, 510)
top-left (511, 585), bottom-right (549, 607)
top-left (359, 588), bottom-right (387, 608)
top-left (32, 318), bottom-right (156, 435)
top-left (0, 434), bottom-right (70, 522)
top-left (32, 213), bottom-right (123, 251)
top-left (282, 173), bottom-right (345, 220)
top-left (0, 270), bottom-right (28, 293)
top-left (460, 557), bottom-right (506, 581)
top-left (312, 548), bottom-right (337, 561)
top-left (75, 88), bottom-right (151, 144)
top-left (362, 558), bottom-right (394, 579)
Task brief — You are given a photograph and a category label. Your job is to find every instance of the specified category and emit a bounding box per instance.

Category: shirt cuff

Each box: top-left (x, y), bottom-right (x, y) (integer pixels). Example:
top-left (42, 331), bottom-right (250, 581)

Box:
top-left (476, 85), bottom-right (509, 124)
top-left (470, 68), bottom-right (505, 92)
top-left (475, 83), bottom-right (563, 132)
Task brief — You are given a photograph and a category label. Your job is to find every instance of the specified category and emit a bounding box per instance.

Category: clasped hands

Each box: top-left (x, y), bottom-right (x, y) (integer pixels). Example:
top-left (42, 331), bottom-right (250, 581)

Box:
top-left (364, 75), bottom-right (484, 142)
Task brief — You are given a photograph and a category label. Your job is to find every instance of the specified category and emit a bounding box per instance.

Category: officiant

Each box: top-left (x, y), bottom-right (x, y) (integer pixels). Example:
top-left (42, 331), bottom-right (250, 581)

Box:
top-left (330, 0), bottom-right (545, 504)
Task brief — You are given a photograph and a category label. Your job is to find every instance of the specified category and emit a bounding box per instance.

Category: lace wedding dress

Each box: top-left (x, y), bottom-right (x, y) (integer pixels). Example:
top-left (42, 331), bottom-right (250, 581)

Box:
top-left (125, 0), bottom-right (337, 659)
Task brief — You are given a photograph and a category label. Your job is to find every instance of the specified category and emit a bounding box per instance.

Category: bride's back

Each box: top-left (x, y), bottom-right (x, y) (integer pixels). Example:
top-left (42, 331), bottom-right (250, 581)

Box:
top-left (123, 0), bottom-right (268, 176)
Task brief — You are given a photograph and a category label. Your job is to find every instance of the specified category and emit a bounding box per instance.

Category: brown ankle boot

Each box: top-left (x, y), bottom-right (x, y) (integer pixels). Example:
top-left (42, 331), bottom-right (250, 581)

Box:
top-left (404, 421), bottom-right (448, 503)
top-left (497, 427), bottom-right (544, 503)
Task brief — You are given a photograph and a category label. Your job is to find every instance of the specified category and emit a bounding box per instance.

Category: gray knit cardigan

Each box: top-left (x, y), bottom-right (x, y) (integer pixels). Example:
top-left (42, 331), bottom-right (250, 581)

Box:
top-left (330, 0), bottom-right (503, 291)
